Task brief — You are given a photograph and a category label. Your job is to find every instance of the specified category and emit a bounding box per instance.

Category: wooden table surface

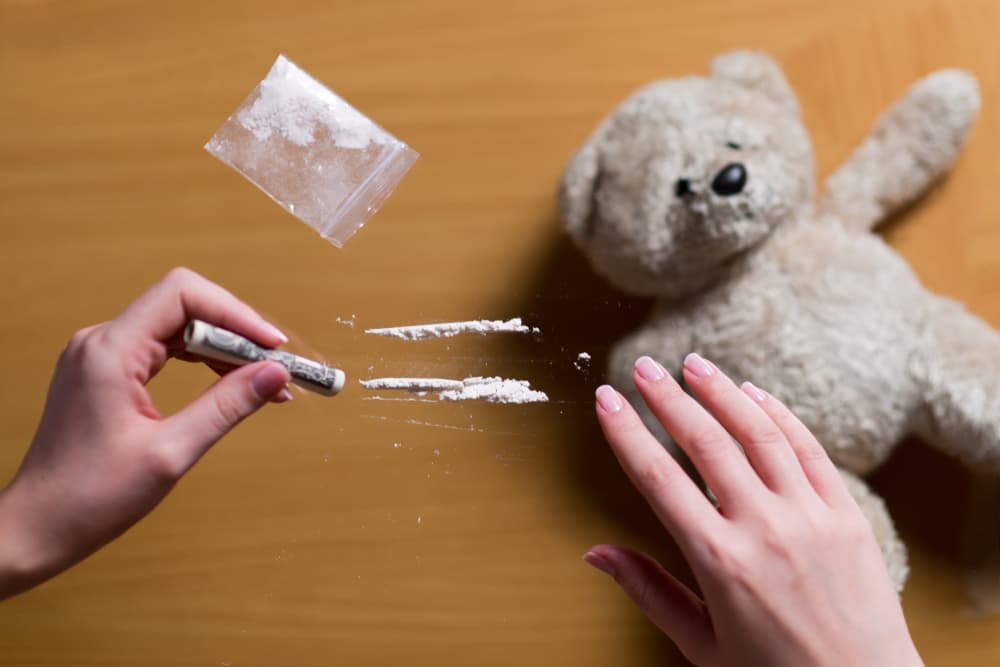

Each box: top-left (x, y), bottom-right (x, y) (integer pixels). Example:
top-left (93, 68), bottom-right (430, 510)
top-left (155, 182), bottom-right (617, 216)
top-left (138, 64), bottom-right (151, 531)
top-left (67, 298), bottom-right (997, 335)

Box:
top-left (3, 0), bottom-right (1000, 664)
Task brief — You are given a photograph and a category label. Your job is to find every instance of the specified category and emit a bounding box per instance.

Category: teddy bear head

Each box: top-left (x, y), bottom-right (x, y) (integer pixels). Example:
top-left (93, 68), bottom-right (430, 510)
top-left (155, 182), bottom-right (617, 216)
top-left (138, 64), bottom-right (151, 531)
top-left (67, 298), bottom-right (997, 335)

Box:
top-left (559, 51), bottom-right (815, 299)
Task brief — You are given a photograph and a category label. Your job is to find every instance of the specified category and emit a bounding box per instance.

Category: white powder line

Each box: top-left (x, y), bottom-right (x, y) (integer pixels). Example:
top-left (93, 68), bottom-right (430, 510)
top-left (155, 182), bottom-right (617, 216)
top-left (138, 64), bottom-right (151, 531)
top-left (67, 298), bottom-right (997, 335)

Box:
top-left (361, 396), bottom-right (438, 403)
top-left (440, 377), bottom-right (548, 404)
top-left (360, 377), bottom-right (464, 391)
top-left (365, 318), bottom-right (540, 341)
top-left (360, 375), bottom-right (548, 404)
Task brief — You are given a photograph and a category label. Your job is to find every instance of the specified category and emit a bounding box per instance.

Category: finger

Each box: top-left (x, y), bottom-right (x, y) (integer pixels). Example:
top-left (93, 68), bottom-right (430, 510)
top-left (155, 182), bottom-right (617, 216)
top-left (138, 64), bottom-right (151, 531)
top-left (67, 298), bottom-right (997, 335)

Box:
top-left (584, 544), bottom-right (713, 662)
top-left (175, 354), bottom-right (290, 402)
top-left (110, 267), bottom-right (287, 347)
top-left (675, 355), bottom-right (811, 497)
top-left (68, 322), bottom-right (107, 342)
top-left (201, 358), bottom-right (240, 378)
top-left (595, 385), bottom-right (723, 542)
top-left (160, 361), bottom-right (291, 469)
top-left (173, 351), bottom-right (239, 374)
top-left (630, 355), bottom-right (760, 511)
top-left (740, 382), bottom-right (854, 508)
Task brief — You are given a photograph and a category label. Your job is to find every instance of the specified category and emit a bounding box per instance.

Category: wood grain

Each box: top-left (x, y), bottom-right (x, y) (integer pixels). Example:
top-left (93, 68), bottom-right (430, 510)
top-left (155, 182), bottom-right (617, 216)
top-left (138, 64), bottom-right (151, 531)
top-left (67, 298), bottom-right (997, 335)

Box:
top-left (2, 0), bottom-right (999, 664)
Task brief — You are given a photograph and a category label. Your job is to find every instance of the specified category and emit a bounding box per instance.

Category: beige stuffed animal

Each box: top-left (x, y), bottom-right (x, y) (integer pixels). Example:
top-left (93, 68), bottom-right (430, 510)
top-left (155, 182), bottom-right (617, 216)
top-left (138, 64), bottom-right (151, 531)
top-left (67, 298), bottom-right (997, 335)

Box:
top-left (559, 51), bottom-right (991, 591)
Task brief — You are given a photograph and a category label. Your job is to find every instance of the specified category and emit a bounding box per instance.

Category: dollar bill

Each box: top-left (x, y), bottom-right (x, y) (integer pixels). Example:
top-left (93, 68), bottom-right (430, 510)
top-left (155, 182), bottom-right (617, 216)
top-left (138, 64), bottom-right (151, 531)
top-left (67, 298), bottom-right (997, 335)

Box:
top-left (184, 319), bottom-right (345, 396)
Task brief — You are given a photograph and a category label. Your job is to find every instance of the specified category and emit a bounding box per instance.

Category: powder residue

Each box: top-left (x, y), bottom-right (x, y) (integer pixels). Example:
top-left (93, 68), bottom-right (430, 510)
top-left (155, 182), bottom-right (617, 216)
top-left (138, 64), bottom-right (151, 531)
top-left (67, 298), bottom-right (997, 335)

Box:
top-left (360, 378), bottom-right (463, 392)
top-left (236, 54), bottom-right (386, 149)
top-left (439, 377), bottom-right (548, 404)
top-left (365, 318), bottom-right (540, 341)
top-left (574, 351), bottom-right (592, 371)
top-left (361, 375), bottom-right (548, 404)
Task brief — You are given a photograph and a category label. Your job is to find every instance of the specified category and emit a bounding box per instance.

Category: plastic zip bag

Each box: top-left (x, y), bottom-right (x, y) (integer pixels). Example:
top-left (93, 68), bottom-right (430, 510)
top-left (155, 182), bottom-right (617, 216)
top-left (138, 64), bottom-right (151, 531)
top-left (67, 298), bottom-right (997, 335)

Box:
top-left (205, 54), bottom-right (418, 247)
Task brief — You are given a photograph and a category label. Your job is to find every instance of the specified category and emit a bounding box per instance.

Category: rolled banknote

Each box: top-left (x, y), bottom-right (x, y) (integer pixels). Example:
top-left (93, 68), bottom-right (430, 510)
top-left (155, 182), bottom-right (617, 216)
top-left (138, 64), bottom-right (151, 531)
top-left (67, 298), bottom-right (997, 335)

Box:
top-left (183, 319), bottom-right (345, 397)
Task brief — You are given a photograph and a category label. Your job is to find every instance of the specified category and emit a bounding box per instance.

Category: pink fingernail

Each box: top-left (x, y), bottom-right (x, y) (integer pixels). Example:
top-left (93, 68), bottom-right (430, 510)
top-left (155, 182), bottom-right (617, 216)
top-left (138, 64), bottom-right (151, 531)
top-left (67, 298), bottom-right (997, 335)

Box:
top-left (269, 325), bottom-right (289, 344)
top-left (634, 356), bottom-right (666, 381)
top-left (683, 352), bottom-right (715, 378)
top-left (583, 551), bottom-right (617, 577)
top-left (595, 385), bottom-right (623, 414)
top-left (741, 381), bottom-right (766, 402)
top-left (278, 388), bottom-right (294, 402)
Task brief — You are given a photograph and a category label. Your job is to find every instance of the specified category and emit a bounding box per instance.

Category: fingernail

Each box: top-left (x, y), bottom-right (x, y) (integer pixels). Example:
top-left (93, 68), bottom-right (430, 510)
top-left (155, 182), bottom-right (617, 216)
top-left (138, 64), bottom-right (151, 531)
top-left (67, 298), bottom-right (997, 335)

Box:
top-left (270, 387), bottom-right (293, 404)
top-left (635, 356), bottom-right (666, 381)
top-left (266, 322), bottom-right (288, 344)
top-left (252, 363), bottom-right (290, 399)
top-left (741, 381), bottom-right (766, 402)
top-left (683, 352), bottom-right (715, 378)
top-left (583, 551), bottom-right (617, 577)
top-left (595, 385), bottom-right (623, 414)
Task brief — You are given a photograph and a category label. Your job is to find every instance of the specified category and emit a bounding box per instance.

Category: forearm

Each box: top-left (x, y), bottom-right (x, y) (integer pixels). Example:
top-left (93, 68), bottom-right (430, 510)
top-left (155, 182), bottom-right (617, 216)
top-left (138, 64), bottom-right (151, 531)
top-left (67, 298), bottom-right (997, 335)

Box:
top-left (0, 483), bottom-right (39, 599)
top-left (0, 481), bottom-right (58, 600)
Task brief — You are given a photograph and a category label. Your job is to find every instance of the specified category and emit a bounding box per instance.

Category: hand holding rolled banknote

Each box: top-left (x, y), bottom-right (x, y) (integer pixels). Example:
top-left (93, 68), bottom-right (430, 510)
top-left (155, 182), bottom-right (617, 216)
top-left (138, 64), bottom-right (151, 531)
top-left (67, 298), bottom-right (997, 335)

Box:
top-left (0, 268), bottom-right (306, 600)
top-left (184, 320), bottom-right (346, 397)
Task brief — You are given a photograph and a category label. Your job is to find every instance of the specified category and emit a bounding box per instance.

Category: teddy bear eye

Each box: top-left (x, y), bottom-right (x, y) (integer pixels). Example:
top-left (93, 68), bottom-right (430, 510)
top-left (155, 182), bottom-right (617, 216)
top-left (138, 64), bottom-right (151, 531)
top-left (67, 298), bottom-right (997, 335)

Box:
top-left (726, 141), bottom-right (742, 150)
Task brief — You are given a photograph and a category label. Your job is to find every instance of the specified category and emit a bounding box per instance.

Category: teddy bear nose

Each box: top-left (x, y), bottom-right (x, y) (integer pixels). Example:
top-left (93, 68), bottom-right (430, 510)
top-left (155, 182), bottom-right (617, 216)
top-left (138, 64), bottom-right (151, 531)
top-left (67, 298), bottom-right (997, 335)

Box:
top-left (711, 163), bottom-right (747, 196)
top-left (674, 178), bottom-right (692, 197)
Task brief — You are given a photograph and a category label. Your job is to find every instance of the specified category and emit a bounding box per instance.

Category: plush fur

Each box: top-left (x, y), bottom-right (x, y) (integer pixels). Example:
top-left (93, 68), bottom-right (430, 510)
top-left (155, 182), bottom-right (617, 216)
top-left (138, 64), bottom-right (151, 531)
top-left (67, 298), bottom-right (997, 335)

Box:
top-left (560, 51), bottom-right (993, 591)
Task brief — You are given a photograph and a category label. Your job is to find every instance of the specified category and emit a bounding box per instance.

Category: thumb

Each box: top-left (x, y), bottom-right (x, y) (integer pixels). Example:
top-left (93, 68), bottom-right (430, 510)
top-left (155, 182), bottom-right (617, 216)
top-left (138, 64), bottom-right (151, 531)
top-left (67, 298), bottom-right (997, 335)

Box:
top-left (165, 361), bottom-right (290, 463)
top-left (583, 544), bottom-right (713, 662)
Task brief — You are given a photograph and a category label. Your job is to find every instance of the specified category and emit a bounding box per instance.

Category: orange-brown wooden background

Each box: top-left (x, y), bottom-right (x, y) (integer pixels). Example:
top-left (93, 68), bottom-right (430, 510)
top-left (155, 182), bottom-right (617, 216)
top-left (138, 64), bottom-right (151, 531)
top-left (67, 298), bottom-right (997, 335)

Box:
top-left (3, 0), bottom-right (1000, 664)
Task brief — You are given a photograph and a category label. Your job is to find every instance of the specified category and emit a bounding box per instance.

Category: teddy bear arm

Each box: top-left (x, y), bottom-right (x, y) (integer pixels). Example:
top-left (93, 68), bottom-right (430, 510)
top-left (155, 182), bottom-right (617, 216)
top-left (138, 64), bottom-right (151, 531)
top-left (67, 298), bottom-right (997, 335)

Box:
top-left (818, 69), bottom-right (979, 233)
top-left (608, 321), bottom-right (692, 408)
top-left (608, 320), bottom-right (695, 390)
top-left (913, 297), bottom-right (1000, 473)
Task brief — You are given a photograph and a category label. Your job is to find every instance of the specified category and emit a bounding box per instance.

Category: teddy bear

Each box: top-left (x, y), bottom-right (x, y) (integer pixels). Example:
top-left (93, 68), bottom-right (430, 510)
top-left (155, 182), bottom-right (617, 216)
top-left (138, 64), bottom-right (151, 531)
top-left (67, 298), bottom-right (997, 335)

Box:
top-left (558, 50), bottom-right (995, 591)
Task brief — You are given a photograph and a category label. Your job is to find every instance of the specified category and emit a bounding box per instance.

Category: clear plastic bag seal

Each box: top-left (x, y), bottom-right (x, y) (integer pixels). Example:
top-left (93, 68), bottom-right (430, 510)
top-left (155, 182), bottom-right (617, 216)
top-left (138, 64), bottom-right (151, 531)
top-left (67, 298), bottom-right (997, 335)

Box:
top-left (205, 54), bottom-right (418, 247)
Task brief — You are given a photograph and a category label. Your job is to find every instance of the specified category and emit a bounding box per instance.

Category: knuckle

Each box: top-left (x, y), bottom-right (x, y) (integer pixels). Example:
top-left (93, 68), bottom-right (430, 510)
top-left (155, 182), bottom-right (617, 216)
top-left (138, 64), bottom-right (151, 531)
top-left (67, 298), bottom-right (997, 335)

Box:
top-left (759, 519), bottom-right (798, 555)
top-left (63, 326), bottom-right (100, 358)
top-left (795, 440), bottom-right (830, 465)
top-left (838, 515), bottom-right (877, 547)
top-left (144, 442), bottom-right (188, 482)
top-left (700, 534), bottom-right (726, 564)
top-left (703, 535), bottom-right (751, 582)
top-left (163, 266), bottom-right (198, 288)
top-left (636, 459), bottom-right (675, 493)
top-left (621, 575), bottom-right (658, 613)
top-left (66, 327), bottom-right (91, 352)
top-left (760, 504), bottom-right (805, 538)
top-left (700, 532), bottom-right (730, 565)
top-left (61, 327), bottom-right (110, 373)
top-left (742, 424), bottom-right (785, 449)
top-left (685, 425), bottom-right (730, 460)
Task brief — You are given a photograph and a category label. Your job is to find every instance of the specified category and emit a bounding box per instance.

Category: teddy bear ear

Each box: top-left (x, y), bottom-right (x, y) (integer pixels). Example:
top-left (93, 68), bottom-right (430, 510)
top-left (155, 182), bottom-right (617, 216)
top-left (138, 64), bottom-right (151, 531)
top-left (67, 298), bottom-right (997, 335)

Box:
top-left (710, 50), bottom-right (801, 117)
top-left (558, 140), bottom-right (602, 243)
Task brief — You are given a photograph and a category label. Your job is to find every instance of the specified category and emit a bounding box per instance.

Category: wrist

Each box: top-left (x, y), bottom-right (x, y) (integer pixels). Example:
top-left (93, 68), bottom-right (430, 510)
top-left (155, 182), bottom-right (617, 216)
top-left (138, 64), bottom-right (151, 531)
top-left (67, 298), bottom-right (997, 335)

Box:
top-left (0, 481), bottom-right (48, 599)
top-left (882, 636), bottom-right (923, 667)
top-left (902, 646), bottom-right (924, 667)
